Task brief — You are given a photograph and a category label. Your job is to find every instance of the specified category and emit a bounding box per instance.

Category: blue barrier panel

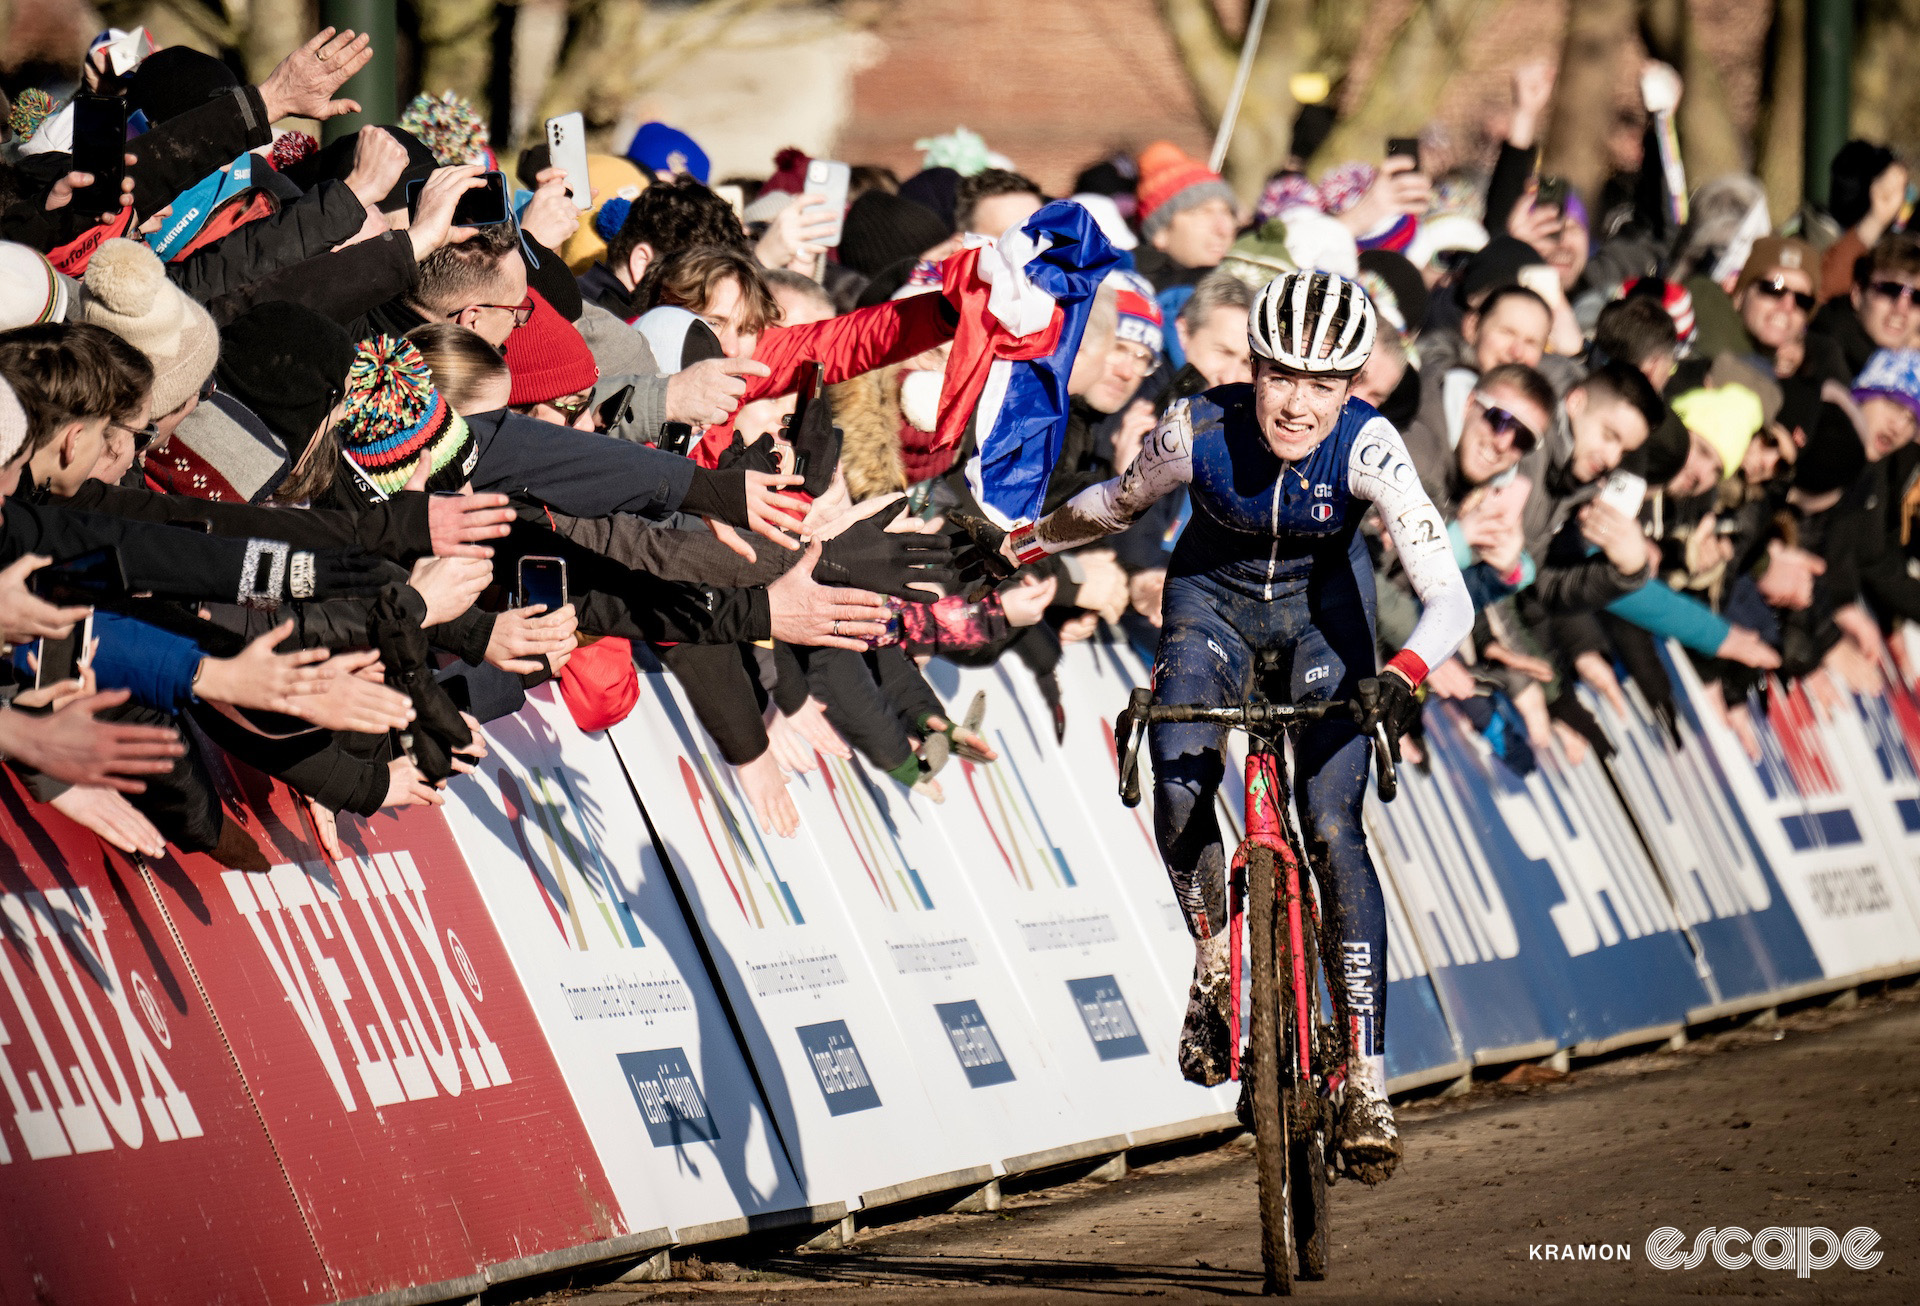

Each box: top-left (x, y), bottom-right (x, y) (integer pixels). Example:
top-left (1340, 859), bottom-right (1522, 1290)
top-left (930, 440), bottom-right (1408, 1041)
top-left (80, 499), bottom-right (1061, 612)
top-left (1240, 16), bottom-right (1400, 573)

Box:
top-left (1595, 647), bottom-right (1825, 1006)
top-left (1436, 704), bottom-right (1712, 1047)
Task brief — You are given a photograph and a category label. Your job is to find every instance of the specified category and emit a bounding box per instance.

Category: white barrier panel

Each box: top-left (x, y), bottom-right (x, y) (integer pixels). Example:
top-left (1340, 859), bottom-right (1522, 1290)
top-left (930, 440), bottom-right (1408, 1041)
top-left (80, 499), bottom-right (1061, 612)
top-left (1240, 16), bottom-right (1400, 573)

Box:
top-left (768, 738), bottom-right (1102, 1169)
top-left (1669, 653), bottom-right (1920, 974)
top-left (442, 689), bottom-right (811, 1242)
top-left (610, 675), bottom-right (998, 1209)
top-left (1807, 670), bottom-right (1920, 941)
top-left (919, 656), bottom-right (1238, 1142)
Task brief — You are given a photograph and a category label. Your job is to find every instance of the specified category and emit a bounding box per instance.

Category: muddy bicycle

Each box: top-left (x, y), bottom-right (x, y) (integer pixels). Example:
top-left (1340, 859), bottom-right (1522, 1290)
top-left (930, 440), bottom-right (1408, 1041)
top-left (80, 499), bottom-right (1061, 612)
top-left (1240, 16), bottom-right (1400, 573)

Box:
top-left (1114, 665), bottom-right (1399, 1295)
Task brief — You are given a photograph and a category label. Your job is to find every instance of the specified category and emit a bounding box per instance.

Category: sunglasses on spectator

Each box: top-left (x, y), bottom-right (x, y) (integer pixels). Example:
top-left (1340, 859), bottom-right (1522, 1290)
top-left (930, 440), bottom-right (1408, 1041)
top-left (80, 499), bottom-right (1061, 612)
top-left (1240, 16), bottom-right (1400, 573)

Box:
top-left (1751, 277), bottom-right (1815, 311)
top-left (546, 389), bottom-right (594, 420)
top-left (111, 419), bottom-right (160, 452)
top-left (1473, 398), bottom-right (1538, 452)
top-left (1867, 279), bottom-right (1920, 307)
top-left (463, 296), bottom-right (535, 328)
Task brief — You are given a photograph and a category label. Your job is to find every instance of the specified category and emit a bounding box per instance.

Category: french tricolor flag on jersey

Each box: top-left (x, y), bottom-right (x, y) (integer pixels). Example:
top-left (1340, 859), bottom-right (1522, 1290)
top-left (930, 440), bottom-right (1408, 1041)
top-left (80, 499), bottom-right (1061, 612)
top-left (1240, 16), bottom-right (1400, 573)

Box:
top-left (932, 201), bottom-right (1121, 526)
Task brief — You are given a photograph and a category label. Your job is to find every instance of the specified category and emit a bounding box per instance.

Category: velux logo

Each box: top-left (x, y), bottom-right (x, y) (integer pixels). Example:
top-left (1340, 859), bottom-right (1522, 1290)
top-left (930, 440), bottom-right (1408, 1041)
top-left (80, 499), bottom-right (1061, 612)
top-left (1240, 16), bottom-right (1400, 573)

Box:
top-left (224, 854), bottom-right (509, 1113)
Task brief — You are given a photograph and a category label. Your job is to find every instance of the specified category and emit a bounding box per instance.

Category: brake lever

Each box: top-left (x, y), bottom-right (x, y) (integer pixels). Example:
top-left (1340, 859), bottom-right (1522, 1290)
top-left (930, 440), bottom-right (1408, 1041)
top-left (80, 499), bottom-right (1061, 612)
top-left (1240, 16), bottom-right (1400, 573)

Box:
top-left (1117, 687), bottom-right (1151, 807)
top-left (1373, 723), bottom-right (1399, 803)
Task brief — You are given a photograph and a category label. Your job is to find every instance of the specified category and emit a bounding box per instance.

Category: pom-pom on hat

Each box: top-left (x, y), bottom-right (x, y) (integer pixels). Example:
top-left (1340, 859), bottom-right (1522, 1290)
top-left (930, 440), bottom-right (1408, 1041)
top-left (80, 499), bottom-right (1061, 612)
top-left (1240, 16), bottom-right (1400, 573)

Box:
top-left (339, 336), bottom-right (477, 499)
top-left (7, 88), bottom-right (53, 141)
top-left (80, 237), bottom-right (218, 416)
top-left (1135, 141), bottom-right (1236, 240)
top-left (399, 90), bottom-right (491, 167)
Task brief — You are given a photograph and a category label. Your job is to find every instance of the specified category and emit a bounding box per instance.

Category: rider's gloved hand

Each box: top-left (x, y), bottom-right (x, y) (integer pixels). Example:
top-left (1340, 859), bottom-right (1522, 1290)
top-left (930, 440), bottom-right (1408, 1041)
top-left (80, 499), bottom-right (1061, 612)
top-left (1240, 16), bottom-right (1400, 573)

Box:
top-left (1353, 672), bottom-right (1421, 753)
top-left (948, 511), bottom-right (1017, 588)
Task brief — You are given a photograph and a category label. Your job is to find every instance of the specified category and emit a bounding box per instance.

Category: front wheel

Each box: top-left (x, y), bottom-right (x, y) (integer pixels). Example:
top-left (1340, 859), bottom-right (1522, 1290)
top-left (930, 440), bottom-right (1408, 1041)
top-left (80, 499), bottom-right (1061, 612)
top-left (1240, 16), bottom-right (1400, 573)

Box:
top-left (1289, 1116), bottom-right (1330, 1280)
top-left (1246, 844), bottom-right (1292, 1294)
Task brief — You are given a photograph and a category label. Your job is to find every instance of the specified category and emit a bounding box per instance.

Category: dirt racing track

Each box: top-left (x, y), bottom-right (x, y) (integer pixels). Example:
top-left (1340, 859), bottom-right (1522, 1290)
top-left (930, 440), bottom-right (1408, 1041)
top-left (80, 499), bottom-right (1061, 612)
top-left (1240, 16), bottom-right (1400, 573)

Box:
top-left (539, 983), bottom-right (1917, 1305)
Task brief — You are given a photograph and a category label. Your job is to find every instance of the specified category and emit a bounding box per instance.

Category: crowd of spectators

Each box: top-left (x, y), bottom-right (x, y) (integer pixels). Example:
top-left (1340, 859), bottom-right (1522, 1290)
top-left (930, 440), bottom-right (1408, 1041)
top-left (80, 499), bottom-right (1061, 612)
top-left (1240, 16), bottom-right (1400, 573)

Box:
top-left (0, 29), bottom-right (1915, 866)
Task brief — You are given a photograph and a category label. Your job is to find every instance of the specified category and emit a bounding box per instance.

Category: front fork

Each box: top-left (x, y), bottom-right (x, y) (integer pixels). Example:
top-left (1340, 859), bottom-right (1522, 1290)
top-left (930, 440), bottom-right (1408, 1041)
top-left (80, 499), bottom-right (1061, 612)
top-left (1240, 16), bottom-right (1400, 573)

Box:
top-left (1228, 745), bottom-right (1315, 1085)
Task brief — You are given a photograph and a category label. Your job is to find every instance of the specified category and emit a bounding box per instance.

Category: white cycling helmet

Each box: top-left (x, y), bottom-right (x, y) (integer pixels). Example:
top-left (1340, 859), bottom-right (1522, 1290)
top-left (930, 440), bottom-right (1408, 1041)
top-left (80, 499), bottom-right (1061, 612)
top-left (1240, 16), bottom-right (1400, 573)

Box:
top-left (1249, 268), bottom-right (1376, 378)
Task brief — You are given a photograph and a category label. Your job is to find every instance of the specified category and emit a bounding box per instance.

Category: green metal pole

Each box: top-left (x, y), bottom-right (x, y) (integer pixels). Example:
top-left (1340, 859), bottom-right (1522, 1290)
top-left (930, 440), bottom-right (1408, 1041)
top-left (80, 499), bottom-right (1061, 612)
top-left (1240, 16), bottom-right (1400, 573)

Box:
top-left (318, 0), bottom-right (398, 145)
top-left (1803, 0), bottom-right (1852, 210)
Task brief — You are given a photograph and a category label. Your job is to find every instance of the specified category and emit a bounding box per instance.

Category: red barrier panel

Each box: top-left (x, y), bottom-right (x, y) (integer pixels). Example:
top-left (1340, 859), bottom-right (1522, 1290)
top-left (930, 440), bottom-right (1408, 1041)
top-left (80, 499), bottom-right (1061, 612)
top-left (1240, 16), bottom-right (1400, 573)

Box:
top-left (0, 773), bottom-right (330, 1305)
top-left (148, 757), bottom-right (629, 1301)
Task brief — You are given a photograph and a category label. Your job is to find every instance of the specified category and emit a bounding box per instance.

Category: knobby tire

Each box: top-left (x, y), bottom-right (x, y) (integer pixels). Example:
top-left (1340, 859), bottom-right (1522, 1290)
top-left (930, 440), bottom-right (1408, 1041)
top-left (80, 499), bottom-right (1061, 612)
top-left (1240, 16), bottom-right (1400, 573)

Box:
top-left (1288, 874), bottom-right (1330, 1280)
top-left (1247, 842), bottom-right (1292, 1294)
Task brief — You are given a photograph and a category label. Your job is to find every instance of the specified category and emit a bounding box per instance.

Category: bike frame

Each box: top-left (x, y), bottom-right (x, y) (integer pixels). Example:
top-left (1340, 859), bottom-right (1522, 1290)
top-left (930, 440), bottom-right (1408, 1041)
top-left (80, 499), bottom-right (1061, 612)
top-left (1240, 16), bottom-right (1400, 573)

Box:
top-left (1226, 740), bottom-right (1319, 1088)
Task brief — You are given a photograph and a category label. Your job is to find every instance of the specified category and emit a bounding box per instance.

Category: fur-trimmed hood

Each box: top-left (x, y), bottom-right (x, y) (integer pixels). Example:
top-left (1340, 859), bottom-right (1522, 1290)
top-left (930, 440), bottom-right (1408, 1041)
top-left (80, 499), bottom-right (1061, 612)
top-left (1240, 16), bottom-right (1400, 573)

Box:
top-left (830, 363), bottom-right (910, 501)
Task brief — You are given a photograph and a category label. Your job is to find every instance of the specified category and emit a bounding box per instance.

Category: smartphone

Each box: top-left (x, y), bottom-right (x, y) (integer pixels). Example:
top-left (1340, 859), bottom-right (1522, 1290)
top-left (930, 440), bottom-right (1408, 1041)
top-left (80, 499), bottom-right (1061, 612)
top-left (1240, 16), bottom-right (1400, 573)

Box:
top-left (35, 613), bottom-right (92, 690)
top-left (69, 95), bottom-right (128, 216)
top-left (784, 360), bottom-right (841, 496)
top-left (518, 556), bottom-right (567, 612)
top-left (544, 112), bottom-right (593, 211)
top-left (1596, 470), bottom-right (1648, 519)
top-left (1535, 175), bottom-right (1570, 213)
top-left (801, 159), bottom-right (851, 248)
top-left (29, 547), bottom-right (127, 604)
top-left (407, 169), bottom-right (510, 228)
top-left (1385, 137), bottom-right (1422, 171)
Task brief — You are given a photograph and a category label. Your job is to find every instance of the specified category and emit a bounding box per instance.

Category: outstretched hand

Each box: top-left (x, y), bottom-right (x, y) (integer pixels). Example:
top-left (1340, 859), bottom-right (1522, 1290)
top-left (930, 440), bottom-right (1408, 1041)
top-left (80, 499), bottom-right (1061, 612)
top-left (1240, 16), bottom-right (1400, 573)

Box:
top-left (260, 27), bottom-right (373, 122)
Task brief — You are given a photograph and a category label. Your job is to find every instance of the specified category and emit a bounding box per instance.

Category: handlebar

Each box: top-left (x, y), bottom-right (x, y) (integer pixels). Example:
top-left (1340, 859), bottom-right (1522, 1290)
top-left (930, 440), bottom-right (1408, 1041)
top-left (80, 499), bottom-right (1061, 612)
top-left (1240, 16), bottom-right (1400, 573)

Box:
top-left (1114, 687), bottom-right (1399, 808)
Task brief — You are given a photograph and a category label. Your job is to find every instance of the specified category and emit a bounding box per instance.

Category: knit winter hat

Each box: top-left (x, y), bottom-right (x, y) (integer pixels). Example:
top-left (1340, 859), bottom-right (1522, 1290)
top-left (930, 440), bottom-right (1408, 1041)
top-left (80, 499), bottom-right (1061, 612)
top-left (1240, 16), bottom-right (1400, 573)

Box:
top-left (215, 301), bottom-right (355, 456)
top-left (504, 290), bottom-right (599, 407)
top-left (7, 88), bottom-right (53, 141)
top-left (1852, 348), bottom-right (1920, 422)
top-left (625, 122), bottom-right (709, 183)
top-left (1219, 218), bottom-right (1297, 288)
top-left (1672, 385), bottom-right (1765, 478)
top-left (899, 167), bottom-right (961, 232)
top-left (339, 336), bottom-right (478, 498)
top-left (1135, 141), bottom-right (1236, 240)
top-left (838, 189), bottom-right (950, 278)
top-left (0, 377), bottom-right (27, 468)
top-left (81, 237), bottom-right (219, 416)
top-left (1357, 248), bottom-right (1429, 335)
top-left (1455, 235), bottom-right (1549, 308)
top-left (399, 91), bottom-right (491, 167)
top-left (0, 241), bottom-right (79, 326)
top-left (127, 46), bottom-right (237, 125)
top-left (1109, 270), bottom-right (1164, 357)
top-left (562, 154), bottom-right (648, 271)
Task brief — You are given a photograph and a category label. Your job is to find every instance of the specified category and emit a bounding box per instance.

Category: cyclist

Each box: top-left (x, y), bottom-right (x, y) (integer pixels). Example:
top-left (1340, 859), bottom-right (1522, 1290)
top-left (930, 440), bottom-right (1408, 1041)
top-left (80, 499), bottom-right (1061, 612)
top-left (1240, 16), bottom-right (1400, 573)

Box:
top-left (988, 269), bottom-right (1471, 1181)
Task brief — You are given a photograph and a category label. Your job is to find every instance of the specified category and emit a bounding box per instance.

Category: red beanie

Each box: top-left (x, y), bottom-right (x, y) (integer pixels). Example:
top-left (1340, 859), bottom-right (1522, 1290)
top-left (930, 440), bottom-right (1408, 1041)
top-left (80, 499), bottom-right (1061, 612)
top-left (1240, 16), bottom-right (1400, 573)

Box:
top-left (1135, 140), bottom-right (1235, 239)
top-left (504, 289), bottom-right (599, 407)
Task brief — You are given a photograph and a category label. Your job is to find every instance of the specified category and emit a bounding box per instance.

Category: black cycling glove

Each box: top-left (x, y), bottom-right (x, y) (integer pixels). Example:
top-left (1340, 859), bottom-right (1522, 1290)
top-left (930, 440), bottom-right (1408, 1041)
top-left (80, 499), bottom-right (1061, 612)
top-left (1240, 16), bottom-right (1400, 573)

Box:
top-left (813, 500), bottom-right (957, 600)
top-left (949, 510), bottom-right (1016, 588)
top-left (1353, 674), bottom-right (1420, 746)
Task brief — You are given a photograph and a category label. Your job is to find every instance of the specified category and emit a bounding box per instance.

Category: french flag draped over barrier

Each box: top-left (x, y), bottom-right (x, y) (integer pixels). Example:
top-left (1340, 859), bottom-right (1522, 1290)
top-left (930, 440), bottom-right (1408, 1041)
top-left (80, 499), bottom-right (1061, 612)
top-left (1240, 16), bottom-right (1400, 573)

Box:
top-left (934, 200), bottom-right (1121, 526)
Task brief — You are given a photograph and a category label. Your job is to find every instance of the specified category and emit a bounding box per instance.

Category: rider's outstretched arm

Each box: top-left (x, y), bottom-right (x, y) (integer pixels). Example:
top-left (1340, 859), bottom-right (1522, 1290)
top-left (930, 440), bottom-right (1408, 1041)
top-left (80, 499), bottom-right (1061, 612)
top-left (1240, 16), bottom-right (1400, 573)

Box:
top-left (1011, 402), bottom-right (1195, 561)
top-left (1349, 419), bottom-right (1474, 687)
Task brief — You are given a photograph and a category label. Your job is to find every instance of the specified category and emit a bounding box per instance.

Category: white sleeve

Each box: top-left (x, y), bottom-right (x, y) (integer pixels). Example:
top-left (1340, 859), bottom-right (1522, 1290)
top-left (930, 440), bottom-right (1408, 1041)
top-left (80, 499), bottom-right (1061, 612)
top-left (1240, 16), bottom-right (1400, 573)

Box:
top-left (1033, 399), bottom-right (1196, 553)
top-left (1349, 417), bottom-right (1474, 680)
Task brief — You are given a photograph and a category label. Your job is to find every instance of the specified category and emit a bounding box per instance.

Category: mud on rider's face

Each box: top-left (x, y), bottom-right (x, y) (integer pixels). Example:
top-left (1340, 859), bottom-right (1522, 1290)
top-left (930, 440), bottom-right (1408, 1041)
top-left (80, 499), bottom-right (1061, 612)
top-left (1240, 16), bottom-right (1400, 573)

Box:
top-left (1254, 360), bottom-right (1351, 462)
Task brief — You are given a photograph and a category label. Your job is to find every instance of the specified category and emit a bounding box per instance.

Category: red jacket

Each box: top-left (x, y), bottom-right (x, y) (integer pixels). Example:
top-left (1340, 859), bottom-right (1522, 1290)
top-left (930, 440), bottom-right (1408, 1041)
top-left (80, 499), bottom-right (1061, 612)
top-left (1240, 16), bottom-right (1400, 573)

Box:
top-left (692, 291), bottom-right (955, 466)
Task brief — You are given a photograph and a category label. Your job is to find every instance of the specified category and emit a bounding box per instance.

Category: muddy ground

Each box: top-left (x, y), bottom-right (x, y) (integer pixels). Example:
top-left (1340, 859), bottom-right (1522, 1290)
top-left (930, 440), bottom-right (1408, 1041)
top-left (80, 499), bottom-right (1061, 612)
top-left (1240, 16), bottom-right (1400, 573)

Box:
top-left (529, 984), bottom-right (1917, 1305)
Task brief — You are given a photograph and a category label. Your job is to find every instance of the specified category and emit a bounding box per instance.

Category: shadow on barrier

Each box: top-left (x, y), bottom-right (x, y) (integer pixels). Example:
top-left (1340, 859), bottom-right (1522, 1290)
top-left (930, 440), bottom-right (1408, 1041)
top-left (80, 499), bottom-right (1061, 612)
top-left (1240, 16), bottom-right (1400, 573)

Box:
top-left (628, 679), bottom-right (811, 1209)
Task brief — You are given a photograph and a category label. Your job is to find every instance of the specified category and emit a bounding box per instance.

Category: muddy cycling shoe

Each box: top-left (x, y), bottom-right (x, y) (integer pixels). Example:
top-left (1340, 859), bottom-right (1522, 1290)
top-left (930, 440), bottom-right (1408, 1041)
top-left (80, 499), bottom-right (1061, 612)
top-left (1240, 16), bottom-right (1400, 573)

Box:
top-left (1178, 936), bottom-right (1234, 1086)
top-left (1336, 1057), bottom-right (1401, 1185)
